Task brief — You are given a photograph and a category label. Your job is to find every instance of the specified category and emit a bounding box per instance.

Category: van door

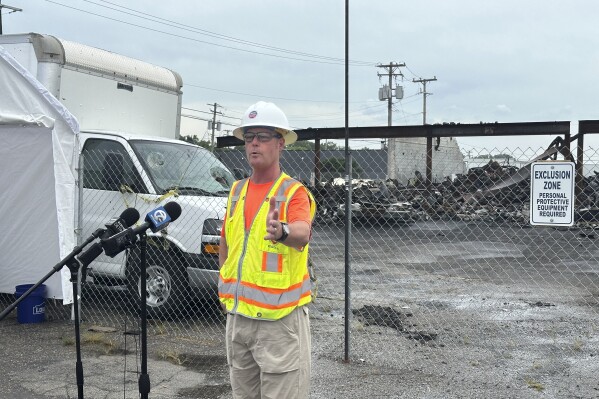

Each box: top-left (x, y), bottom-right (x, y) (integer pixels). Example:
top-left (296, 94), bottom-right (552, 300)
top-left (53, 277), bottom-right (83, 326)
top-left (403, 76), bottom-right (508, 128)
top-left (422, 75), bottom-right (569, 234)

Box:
top-left (80, 137), bottom-right (147, 280)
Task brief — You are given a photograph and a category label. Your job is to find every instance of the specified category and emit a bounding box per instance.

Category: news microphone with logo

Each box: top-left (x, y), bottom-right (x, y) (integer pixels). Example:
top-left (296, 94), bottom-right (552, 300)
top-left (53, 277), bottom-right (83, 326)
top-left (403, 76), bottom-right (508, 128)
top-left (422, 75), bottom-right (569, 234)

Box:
top-left (131, 201), bottom-right (182, 235)
top-left (101, 202), bottom-right (182, 257)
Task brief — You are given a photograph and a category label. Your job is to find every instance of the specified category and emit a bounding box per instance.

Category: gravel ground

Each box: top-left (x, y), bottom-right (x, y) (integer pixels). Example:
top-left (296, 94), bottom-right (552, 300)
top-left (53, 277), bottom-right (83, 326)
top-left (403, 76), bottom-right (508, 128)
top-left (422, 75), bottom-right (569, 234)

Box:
top-left (1, 222), bottom-right (599, 398)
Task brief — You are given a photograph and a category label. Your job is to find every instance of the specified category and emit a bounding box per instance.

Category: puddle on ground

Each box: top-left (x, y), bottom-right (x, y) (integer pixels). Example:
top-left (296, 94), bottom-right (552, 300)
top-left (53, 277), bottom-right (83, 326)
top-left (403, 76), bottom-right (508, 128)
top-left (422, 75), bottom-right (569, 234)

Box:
top-left (352, 305), bottom-right (438, 344)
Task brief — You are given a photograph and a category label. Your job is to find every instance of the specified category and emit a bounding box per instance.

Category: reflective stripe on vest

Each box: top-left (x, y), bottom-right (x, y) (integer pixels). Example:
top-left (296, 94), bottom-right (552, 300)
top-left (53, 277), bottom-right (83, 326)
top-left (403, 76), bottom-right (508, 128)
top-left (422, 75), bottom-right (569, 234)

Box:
top-left (263, 251), bottom-right (282, 273)
top-left (228, 178), bottom-right (248, 219)
top-left (219, 273), bottom-right (311, 310)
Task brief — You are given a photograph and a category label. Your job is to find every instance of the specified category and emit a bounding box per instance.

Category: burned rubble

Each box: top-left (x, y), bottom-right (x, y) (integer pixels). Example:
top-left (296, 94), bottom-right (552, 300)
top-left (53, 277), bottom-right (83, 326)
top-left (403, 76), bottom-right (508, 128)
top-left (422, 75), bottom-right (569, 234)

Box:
top-left (308, 160), bottom-right (599, 227)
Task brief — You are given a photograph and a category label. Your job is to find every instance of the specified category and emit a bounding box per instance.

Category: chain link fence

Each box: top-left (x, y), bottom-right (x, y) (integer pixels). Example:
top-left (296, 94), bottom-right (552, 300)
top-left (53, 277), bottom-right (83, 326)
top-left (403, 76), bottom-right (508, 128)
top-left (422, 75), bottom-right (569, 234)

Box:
top-left (299, 142), bottom-right (599, 396)
top-left (3, 136), bottom-right (599, 396)
top-left (75, 139), bottom-right (229, 337)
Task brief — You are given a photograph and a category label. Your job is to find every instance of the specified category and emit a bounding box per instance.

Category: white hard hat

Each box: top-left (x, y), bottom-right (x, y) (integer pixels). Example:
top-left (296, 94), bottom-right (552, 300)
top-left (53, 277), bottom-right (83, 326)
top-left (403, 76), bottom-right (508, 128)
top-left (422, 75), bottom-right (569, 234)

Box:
top-left (233, 101), bottom-right (297, 145)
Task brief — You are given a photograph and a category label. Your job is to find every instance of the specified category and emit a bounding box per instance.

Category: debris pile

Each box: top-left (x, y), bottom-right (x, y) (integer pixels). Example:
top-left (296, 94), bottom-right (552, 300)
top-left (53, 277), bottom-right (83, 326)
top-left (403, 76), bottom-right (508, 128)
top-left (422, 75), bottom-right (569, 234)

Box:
top-left (309, 160), bottom-right (599, 227)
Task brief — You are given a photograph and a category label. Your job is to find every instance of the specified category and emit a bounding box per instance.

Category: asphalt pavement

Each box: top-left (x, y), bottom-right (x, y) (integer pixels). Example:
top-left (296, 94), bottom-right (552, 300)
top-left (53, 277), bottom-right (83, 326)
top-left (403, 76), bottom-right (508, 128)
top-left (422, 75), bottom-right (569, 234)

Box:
top-left (2, 222), bottom-right (599, 398)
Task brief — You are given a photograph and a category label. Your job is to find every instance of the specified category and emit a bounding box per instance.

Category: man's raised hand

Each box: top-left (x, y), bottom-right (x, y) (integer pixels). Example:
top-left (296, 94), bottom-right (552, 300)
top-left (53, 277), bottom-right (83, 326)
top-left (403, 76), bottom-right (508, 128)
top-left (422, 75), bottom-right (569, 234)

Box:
top-left (264, 196), bottom-right (281, 241)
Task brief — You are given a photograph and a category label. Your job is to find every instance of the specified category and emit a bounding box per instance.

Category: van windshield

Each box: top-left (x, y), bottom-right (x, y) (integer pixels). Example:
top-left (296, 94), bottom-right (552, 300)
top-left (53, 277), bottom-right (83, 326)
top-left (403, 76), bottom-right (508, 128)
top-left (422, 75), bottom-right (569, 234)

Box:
top-left (130, 140), bottom-right (235, 196)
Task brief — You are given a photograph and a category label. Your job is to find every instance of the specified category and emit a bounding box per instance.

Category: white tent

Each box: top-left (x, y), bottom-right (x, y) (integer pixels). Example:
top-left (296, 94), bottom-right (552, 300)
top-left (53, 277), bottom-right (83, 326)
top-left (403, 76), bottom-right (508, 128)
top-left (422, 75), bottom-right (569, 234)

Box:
top-left (0, 46), bottom-right (79, 302)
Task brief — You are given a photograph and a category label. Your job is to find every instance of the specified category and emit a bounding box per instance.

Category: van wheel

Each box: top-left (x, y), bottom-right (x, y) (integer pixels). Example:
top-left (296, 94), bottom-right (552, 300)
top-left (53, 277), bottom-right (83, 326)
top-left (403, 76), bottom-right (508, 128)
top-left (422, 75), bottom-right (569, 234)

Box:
top-left (127, 245), bottom-right (190, 319)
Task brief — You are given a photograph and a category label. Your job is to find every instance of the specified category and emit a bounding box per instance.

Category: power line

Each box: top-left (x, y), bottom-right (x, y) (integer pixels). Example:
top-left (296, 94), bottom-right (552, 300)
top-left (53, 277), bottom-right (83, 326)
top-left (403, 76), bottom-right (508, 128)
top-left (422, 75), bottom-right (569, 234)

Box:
top-left (184, 99), bottom-right (415, 129)
top-left (184, 80), bottom-right (423, 109)
top-left (45, 0), bottom-right (373, 66)
top-left (182, 114), bottom-right (237, 126)
top-left (43, 1), bottom-right (430, 112)
top-left (404, 65), bottom-right (422, 80)
top-left (183, 84), bottom-right (421, 107)
top-left (82, 0), bottom-right (374, 66)
top-left (182, 106), bottom-right (239, 120)
top-left (181, 114), bottom-right (211, 122)
top-left (290, 103), bottom-right (387, 120)
top-left (181, 107), bottom-right (212, 116)
top-left (0, 1), bottom-right (22, 34)
top-left (184, 83), bottom-right (368, 104)
top-left (37, 4), bottom-right (427, 129)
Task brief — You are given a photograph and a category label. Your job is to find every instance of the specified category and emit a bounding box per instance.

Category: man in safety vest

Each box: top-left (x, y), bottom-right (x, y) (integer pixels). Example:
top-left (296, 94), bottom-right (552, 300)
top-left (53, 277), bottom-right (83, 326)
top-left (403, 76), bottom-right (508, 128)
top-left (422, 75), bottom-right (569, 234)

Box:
top-left (219, 101), bottom-right (316, 399)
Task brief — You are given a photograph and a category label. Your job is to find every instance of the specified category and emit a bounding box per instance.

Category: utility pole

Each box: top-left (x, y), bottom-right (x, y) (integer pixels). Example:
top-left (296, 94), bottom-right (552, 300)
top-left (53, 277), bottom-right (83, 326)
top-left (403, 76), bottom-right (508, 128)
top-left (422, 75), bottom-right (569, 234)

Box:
top-left (207, 103), bottom-right (223, 153)
top-left (0, 1), bottom-right (23, 35)
top-left (378, 61), bottom-right (405, 183)
top-left (413, 76), bottom-right (437, 124)
top-left (377, 62), bottom-right (405, 127)
top-left (413, 77), bottom-right (437, 188)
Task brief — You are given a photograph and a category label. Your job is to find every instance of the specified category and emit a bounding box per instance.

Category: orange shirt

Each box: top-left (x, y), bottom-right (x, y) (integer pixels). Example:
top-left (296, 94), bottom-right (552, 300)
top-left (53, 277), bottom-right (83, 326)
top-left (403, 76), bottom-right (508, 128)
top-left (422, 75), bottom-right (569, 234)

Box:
top-left (221, 180), bottom-right (311, 237)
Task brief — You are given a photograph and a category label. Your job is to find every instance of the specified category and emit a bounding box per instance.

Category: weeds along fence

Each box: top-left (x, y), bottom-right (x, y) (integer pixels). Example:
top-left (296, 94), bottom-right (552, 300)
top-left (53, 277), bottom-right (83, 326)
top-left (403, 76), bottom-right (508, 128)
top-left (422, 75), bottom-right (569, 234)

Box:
top-left (4, 120), bottom-right (599, 396)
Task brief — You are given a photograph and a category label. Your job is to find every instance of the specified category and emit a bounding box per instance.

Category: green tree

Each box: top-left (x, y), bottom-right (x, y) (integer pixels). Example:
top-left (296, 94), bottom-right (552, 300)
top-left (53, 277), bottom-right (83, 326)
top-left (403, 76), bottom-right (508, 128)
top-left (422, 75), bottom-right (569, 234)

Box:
top-left (179, 135), bottom-right (211, 149)
top-left (286, 141), bottom-right (315, 151)
top-left (322, 141), bottom-right (341, 150)
top-left (286, 141), bottom-right (343, 151)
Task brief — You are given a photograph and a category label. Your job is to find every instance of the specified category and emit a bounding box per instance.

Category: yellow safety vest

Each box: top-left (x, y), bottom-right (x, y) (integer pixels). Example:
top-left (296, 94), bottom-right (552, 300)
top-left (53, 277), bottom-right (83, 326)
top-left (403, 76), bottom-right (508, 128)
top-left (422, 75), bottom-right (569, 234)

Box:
top-left (219, 173), bottom-right (316, 320)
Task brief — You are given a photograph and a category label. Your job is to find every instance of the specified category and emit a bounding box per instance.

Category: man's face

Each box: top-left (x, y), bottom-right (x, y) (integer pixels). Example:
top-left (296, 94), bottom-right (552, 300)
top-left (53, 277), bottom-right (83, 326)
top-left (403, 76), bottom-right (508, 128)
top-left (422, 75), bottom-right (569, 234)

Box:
top-left (243, 127), bottom-right (284, 171)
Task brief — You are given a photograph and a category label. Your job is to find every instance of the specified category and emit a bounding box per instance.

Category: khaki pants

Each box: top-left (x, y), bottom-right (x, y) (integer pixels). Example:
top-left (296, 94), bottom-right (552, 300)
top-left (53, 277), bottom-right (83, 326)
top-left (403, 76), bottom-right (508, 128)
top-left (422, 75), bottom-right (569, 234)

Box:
top-left (226, 306), bottom-right (311, 399)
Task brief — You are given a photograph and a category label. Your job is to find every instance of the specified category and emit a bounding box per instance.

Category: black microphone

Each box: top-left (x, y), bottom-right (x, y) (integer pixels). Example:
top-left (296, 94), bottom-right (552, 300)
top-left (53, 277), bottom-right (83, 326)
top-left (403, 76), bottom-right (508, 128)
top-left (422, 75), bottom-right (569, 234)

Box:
top-left (101, 202), bottom-right (182, 257)
top-left (76, 209), bottom-right (140, 279)
top-left (100, 208), bottom-right (140, 239)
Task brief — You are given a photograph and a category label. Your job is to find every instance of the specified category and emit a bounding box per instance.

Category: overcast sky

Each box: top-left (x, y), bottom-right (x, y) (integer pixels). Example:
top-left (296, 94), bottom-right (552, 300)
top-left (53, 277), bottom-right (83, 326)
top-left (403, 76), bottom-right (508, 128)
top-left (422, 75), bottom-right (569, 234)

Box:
top-left (3, 0), bottom-right (599, 154)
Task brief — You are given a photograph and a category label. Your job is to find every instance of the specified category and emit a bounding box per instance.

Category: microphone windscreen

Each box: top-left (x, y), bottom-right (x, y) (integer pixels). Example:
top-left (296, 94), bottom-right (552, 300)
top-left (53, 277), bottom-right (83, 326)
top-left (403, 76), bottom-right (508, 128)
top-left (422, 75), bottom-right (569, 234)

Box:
top-left (120, 208), bottom-right (140, 227)
top-left (163, 202), bottom-right (182, 222)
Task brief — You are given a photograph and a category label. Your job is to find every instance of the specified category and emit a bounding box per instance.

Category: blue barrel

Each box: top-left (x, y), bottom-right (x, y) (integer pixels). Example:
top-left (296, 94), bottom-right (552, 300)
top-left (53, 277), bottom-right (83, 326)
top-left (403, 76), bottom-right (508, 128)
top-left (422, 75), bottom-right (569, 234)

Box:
top-left (14, 284), bottom-right (47, 324)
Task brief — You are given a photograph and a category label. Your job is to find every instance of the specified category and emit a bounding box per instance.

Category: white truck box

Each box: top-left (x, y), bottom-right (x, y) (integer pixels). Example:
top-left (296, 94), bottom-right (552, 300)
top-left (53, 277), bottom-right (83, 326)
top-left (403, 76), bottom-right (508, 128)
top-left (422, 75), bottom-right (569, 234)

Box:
top-left (0, 32), bottom-right (182, 139)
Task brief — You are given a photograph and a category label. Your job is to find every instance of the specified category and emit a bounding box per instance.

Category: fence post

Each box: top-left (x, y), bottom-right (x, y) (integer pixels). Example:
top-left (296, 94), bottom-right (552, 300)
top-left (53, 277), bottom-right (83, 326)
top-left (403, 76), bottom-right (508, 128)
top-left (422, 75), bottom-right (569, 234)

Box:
top-left (426, 135), bottom-right (433, 188)
top-left (344, 0), bottom-right (351, 363)
top-left (575, 132), bottom-right (585, 207)
top-left (314, 138), bottom-right (322, 185)
top-left (344, 152), bottom-right (352, 363)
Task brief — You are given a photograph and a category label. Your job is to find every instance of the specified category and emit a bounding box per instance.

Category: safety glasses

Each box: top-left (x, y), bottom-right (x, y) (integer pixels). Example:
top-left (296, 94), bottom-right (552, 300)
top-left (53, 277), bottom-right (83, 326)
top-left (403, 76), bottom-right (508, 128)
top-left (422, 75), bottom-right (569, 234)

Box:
top-left (243, 132), bottom-right (283, 143)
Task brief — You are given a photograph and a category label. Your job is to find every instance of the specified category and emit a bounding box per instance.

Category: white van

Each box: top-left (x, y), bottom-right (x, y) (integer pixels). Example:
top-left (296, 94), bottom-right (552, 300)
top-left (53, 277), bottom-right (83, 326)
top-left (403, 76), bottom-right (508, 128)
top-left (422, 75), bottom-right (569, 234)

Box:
top-left (78, 131), bottom-right (232, 317)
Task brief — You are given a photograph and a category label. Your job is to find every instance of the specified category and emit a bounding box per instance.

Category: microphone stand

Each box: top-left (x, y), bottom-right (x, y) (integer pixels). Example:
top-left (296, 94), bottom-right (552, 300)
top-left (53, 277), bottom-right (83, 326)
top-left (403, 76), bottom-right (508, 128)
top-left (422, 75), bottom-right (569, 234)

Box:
top-left (138, 231), bottom-right (151, 399)
top-left (69, 257), bottom-right (86, 399)
top-left (0, 228), bottom-right (105, 399)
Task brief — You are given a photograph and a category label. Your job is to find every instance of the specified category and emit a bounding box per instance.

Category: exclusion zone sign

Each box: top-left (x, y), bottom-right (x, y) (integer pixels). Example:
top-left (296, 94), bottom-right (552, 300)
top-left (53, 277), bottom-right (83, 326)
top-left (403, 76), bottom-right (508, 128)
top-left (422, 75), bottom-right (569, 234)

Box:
top-left (530, 161), bottom-right (575, 226)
